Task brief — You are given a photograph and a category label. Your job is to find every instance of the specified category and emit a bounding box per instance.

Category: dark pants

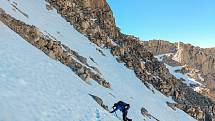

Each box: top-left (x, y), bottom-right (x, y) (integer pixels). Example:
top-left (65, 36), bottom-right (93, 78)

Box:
top-left (122, 109), bottom-right (131, 121)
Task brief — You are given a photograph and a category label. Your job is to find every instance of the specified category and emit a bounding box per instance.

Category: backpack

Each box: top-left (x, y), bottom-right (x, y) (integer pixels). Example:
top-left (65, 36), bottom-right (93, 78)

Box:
top-left (114, 101), bottom-right (130, 110)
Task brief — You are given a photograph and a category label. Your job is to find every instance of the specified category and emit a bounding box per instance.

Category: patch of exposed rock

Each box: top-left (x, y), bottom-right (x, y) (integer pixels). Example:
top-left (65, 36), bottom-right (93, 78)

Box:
top-left (167, 102), bottom-right (204, 120)
top-left (141, 107), bottom-right (160, 121)
top-left (89, 94), bottom-right (109, 111)
top-left (142, 40), bottom-right (177, 55)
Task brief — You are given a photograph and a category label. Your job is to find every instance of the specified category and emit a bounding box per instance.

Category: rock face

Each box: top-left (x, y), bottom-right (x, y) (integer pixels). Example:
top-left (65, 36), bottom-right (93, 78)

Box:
top-left (83, 0), bottom-right (106, 8)
top-left (142, 40), bottom-right (177, 55)
top-left (45, 0), bottom-right (119, 47)
top-left (143, 40), bottom-right (215, 97)
top-left (173, 42), bottom-right (215, 76)
top-left (167, 102), bottom-right (204, 120)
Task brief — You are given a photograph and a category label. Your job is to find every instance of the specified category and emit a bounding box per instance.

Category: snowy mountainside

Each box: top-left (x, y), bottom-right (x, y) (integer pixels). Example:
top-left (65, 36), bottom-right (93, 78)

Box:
top-left (0, 0), bottom-right (213, 121)
top-left (0, 21), bottom-right (117, 121)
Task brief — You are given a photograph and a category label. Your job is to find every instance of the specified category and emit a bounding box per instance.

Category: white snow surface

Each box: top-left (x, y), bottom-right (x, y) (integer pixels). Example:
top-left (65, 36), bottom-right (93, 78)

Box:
top-left (165, 64), bottom-right (202, 86)
top-left (0, 0), bottom-right (196, 121)
top-left (154, 53), bottom-right (173, 62)
top-left (198, 74), bottom-right (205, 82)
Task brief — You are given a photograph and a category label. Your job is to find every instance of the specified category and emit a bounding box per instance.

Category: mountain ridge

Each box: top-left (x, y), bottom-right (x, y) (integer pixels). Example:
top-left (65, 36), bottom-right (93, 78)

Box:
top-left (143, 40), bottom-right (215, 100)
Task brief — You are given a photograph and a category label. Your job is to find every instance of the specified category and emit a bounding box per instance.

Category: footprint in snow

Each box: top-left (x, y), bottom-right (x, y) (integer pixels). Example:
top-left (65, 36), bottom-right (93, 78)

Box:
top-left (96, 109), bottom-right (101, 121)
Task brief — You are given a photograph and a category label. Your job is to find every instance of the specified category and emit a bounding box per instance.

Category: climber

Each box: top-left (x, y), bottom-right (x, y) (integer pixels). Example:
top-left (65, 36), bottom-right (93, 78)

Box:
top-left (110, 101), bottom-right (132, 121)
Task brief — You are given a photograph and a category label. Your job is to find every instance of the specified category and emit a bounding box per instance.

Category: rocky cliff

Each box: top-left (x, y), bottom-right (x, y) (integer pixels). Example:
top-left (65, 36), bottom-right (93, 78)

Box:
top-left (143, 40), bottom-right (215, 99)
top-left (142, 40), bottom-right (177, 55)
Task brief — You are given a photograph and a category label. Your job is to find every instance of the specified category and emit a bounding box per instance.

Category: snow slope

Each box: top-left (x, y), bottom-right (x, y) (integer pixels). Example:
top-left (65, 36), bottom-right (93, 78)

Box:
top-left (0, 0), bottom-right (196, 121)
top-left (165, 64), bottom-right (202, 86)
top-left (0, 21), bottom-right (119, 121)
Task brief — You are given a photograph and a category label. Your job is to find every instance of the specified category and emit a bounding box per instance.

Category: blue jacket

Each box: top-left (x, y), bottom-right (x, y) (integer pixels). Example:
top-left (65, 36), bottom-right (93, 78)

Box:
top-left (110, 101), bottom-right (129, 113)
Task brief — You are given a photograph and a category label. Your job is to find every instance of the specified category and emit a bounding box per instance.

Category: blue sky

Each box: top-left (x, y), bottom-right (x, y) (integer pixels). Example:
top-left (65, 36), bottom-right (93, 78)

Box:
top-left (107, 0), bottom-right (215, 48)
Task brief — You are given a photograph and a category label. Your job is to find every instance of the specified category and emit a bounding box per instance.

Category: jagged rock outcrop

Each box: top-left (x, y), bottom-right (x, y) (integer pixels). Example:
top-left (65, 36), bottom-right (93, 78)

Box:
top-left (141, 107), bottom-right (160, 121)
top-left (45, 0), bottom-right (119, 48)
top-left (143, 40), bottom-right (215, 100)
top-left (143, 40), bottom-right (215, 76)
top-left (173, 42), bottom-right (215, 76)
top-left (142, 40), bottom-right (177, 55)
top-left (89, 94), bottom-right (109, 111)
top-left (167, 102), bottom-right (204, 120)
top-left (42, 0), bottom-right (215, 120)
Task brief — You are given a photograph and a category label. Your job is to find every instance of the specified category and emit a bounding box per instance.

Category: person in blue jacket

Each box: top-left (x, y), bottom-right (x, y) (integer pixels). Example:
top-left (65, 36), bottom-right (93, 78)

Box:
top-left (110, 101), bottom-right (132, 121)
